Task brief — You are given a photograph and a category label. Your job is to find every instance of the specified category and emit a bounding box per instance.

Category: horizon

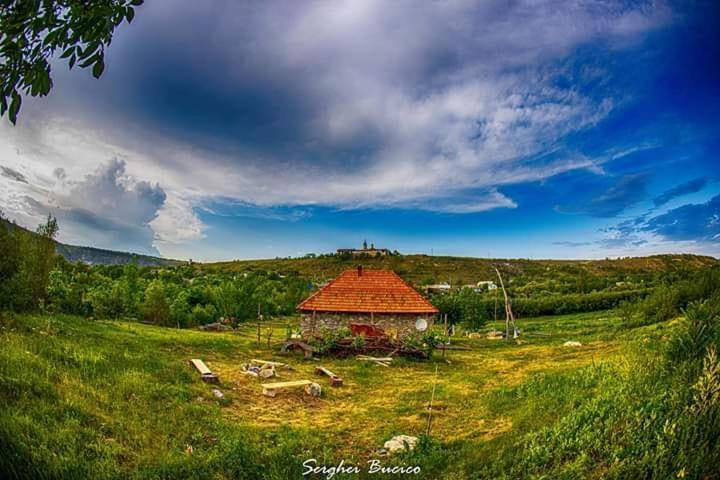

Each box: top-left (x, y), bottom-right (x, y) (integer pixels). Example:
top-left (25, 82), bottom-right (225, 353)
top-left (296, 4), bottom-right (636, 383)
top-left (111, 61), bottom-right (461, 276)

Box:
top-left (4, 215), bottom-right (718, 263)
top-left (1, 1), bottom-right (719, 261)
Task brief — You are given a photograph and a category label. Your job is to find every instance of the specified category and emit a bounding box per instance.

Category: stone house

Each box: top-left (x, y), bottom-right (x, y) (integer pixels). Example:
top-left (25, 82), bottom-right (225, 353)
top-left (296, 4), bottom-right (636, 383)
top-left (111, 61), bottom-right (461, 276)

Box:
top-left (297, 266), bottom-right (438, 338)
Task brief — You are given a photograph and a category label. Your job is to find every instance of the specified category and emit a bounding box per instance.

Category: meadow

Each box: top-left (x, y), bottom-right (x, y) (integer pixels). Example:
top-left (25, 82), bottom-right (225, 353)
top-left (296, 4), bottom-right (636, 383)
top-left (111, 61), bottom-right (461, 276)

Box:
top-left (4, 305), bottom-right (714, 479)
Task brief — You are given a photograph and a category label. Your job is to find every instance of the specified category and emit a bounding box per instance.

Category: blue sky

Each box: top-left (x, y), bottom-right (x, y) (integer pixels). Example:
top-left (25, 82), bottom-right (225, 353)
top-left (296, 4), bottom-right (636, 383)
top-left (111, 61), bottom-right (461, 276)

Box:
top-left (1, 0), bottom-right (718, 260)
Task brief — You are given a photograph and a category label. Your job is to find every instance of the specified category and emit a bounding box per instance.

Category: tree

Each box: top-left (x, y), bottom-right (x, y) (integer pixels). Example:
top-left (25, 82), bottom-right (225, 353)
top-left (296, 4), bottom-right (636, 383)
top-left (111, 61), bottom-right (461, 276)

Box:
top-left (141, 280), bottom-right (170, 325)
top-left (10, 214), bottom-right (59, 310)
top-left (169, 291), bottom-right (191, 329)
top-left (1, 0), bottom-right (143, 124)
top-left (0, 211), bottom-right (21, 309)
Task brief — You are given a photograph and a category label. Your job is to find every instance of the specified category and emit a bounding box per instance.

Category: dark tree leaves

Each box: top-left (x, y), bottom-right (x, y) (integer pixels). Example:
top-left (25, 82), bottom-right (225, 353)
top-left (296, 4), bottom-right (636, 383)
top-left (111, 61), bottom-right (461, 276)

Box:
top-left (0, 0), bottom-right (144, 124)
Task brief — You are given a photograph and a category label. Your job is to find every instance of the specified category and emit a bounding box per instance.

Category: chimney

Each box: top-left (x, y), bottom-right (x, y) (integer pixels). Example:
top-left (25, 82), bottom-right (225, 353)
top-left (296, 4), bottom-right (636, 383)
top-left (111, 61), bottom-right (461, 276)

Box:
top-left (357, 265), bottom-right (363, 277)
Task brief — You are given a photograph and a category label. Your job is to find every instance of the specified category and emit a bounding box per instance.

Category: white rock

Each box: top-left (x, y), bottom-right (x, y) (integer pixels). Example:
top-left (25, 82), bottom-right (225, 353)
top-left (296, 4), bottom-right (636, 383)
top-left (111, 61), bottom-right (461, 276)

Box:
top-left (383, 435), bottom-right (419, 454)
top-left (563, 341), bottom-right (582, 347)
top-left (258, 366), bottom-right (276, 378)
top-left (212, 389), bottom-right (224, 399)
top-left (305, 382), bottom-right (322, 398)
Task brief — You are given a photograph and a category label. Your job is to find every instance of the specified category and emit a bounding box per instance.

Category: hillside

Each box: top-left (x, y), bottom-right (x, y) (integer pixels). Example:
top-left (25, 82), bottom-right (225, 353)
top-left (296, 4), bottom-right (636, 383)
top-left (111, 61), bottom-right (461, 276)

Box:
top-left (1, 218), bottom-right (178, 267)
top-left (203, 253), bottom-right (719, 285)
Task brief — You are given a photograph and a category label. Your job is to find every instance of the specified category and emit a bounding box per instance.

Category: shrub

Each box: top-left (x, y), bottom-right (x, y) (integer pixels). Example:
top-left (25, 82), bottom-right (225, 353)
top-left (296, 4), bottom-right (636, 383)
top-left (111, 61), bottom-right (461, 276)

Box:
top-left (641, 283), bottom-right (680, 324)
top-left (667, 298), bottom-right (720, 365)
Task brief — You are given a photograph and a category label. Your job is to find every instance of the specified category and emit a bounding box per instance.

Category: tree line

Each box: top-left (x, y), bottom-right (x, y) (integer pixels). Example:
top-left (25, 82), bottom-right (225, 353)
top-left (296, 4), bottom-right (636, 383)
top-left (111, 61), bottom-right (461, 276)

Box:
top-left (0, 214), bottom-right (311, 327)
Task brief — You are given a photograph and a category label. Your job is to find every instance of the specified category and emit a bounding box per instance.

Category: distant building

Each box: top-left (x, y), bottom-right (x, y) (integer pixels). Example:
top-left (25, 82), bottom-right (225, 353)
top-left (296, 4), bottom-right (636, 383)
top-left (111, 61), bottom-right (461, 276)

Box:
top-left (476, 281), bottom-right (498, 291)
top-left (337, 240), bottom-right (391, 257)
top-left (297, 266), bottom-right (437, 338)
top-left (423, 282), bottom-right (452, 294)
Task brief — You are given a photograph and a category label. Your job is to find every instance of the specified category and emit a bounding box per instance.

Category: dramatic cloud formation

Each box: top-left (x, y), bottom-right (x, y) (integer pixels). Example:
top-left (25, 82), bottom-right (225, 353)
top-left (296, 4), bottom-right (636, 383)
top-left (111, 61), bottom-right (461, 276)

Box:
top-left (0, 2), bottom-right (669, 214)
top-left (653, 178), bottom-right (708, 206)
top-left (2, 159), bottom-right (173, 254)
top-left (4, 0), bottom-right (717, 259)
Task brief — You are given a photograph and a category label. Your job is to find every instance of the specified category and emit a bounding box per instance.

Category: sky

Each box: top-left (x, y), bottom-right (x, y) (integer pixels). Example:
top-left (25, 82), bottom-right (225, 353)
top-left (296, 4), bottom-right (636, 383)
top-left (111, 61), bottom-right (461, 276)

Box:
top-left (1, 0), bottom-right (719, 261)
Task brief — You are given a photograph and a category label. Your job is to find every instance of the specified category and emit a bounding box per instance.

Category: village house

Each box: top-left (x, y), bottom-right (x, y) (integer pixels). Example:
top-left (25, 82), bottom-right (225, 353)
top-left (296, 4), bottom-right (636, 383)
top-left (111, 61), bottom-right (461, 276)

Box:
top-left (336, 240), bottom-right (390, 257)
top-left (297, 266), bottom-right (438, 338)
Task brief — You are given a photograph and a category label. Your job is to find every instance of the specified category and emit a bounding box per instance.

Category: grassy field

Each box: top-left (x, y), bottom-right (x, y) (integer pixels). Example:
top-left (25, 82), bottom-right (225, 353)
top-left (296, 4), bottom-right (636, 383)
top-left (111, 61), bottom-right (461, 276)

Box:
top-left (0, 309), bottom-right (682, 479)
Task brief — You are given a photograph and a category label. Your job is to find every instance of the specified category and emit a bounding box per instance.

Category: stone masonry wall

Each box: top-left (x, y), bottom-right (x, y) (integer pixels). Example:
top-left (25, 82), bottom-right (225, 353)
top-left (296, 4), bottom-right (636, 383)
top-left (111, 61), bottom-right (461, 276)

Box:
top-left (300, 312), bottom-right (435, 338)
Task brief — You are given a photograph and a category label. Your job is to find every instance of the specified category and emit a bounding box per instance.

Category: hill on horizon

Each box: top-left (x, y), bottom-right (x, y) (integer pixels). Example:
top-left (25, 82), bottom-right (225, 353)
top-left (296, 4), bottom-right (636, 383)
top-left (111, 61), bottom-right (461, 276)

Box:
top-left (1, 218), bottom-right (179, 267)
top-left (3, 217), bottom-right (718, 276)
top-left (203, 252), bottom-right (719, 286)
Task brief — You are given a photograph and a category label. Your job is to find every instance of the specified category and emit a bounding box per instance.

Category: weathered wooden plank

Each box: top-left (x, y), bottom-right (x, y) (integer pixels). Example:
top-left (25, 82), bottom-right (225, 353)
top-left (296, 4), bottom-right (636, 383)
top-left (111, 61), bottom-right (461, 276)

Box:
top-left (189, 359), bottom-right (219, 383)
top-left (251, 359), bottom-right (289, 368)
top-left (356, 356), bottom-right (393, 362)
top-left (261, 379), bottom-right (313, 397)
top-left (261, 380), bottom-right (312, 389)
top-left (315, 366), bottom-right (343, 387)
top-left (190, 359), bottom-right (212, 375)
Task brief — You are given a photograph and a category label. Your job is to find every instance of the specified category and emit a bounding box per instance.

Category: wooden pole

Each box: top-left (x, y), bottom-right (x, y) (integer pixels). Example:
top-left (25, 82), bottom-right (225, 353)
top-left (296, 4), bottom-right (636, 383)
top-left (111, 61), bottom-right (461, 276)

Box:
top-left (494, 267), bottom-right (510, 340)
top-left (257, 303), bottom-right (261, 346)
top-left (444, 313), bottom-right (448, 336)
top-left (494, 285), bottom-right (498, 322)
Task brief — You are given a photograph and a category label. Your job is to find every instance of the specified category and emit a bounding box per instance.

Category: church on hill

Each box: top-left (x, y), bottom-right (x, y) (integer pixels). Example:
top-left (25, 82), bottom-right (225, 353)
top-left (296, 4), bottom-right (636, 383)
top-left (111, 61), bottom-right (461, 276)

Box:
top-left (336, 240), bottom-right (390, 257)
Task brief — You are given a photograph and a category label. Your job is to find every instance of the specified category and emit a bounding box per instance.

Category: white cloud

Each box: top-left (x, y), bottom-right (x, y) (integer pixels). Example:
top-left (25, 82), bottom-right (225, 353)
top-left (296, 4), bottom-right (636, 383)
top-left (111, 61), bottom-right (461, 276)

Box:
top-left (151, 194), bottom-right (205, 244)
top-left (0, 0), bottom-right (672, 255)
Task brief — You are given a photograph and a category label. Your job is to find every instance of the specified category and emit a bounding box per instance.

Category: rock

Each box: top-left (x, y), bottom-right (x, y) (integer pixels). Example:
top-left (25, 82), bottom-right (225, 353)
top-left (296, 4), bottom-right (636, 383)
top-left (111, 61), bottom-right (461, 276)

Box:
top-left (563, 341), bottom-right (582, 347)
top-left (467, 332), bottom-right (483, 339)
top-left (212, 389), bottom-right (224, 399)
top-left (304, 382), bottom-right (322, 398)
top-left (383, 435), bottom-right (419, 454)
top-left (258, 366), bottom-right (276, 379)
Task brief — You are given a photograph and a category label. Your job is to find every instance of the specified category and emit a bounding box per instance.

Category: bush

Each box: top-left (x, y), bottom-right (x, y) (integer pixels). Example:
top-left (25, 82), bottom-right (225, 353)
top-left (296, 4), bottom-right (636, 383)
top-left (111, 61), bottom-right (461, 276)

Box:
top-left (641, 283), bottom-right (680, 324)
top-left (667, 298), bottom-right (720, 365)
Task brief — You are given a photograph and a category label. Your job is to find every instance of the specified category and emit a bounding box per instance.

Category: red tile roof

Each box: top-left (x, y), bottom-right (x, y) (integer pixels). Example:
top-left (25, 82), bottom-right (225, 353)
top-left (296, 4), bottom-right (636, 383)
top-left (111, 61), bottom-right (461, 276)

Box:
top-left (298, 268), bottom-right (439, 314)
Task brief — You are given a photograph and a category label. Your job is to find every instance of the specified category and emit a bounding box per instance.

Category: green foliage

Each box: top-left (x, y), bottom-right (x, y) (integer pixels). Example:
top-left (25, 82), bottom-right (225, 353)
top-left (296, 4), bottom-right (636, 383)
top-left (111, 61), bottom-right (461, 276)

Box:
top-left (640, 283), bottom-right (680, 323)
top-left (432, 288), bottom-right (488, 328)
top-left (1, 0), bottom-right (143, 124)
top-left (170, 291), bottom-right (192, 328)
top-left (191, 303), bottom-right (217, 326)
top-left (0, 214), bottom-right (59, 311)
top-left (311, 327), bottom-right (351, 354)
top-left (86, 279), bottom-right (127, 319)
top-left (141, 280), bottom-right (170, 326)
top-left (351, 334), bottom-right (365, 350)
top-left (617, 299), bottom-right (637, 327)
top-left (434, 287), bottom-right (648, 327)
top-left (667, 298), bottom-right (720, 365)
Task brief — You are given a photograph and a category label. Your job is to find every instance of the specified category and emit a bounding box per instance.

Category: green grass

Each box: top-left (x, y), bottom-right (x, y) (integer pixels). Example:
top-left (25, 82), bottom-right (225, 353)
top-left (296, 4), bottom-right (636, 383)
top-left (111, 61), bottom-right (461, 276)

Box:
top-left (0, 310), bottom-right (694, 479)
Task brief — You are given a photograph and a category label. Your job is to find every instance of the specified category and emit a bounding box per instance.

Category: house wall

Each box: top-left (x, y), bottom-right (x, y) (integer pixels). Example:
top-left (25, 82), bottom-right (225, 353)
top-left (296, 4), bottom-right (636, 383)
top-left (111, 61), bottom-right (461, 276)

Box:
top-left (300, 312), bottom-right (435, 338)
